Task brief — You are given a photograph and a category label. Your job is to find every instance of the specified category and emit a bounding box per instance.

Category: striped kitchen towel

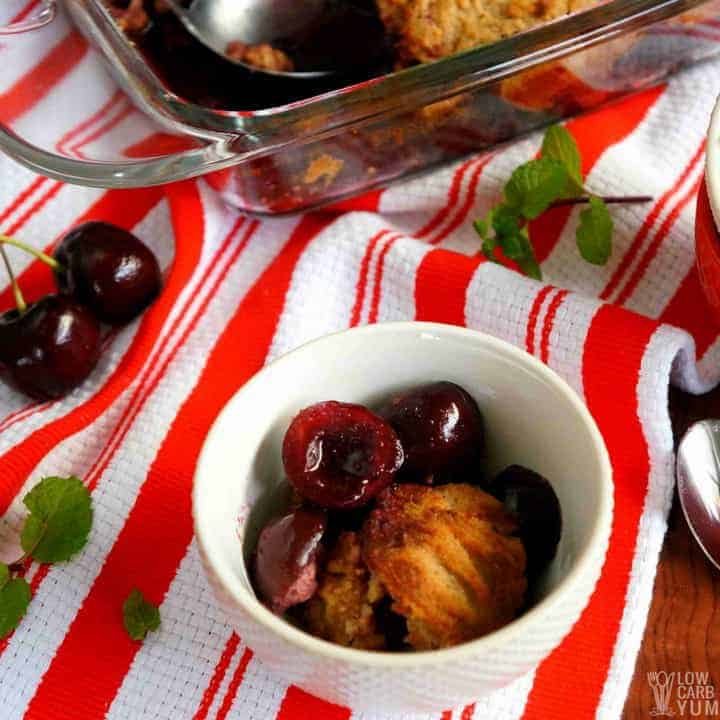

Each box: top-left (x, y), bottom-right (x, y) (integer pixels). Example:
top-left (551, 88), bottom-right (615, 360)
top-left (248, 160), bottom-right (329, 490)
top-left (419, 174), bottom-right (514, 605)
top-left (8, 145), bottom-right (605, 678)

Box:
top-left (0, 1), bottom-right (719, 719)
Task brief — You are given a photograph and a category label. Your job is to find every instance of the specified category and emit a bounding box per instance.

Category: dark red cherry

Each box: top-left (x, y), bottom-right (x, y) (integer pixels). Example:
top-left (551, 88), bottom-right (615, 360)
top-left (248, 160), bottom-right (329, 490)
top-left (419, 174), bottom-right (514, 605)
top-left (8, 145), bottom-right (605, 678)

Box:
top-left (379, 381), bottom-right (485, 484)
top-left (282, 401), bottom-right (403, 510)
top-left (54, 221), bottom-right (161, 325)
top-left (0, 295), bottom-right (101, 400)
top-left (488, 465), bottom-right (562, 579)
top-left (252, 507), bottom-right (327, 615)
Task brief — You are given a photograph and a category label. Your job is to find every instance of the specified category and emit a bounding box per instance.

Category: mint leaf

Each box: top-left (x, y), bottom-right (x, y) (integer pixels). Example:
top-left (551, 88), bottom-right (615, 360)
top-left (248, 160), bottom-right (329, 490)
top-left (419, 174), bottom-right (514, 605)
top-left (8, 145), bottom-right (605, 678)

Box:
top-left (491, 204), bottom-right (521, 237)
top-left (473, 218), bottom-right (489, 238)
top-left (577, 196), bottom-right (613, 265)
top-left (541, 125), bottom-right (583, 195)
top-left (0, 565), bottom-right (31, 639)
top-left (21, 476), bottom-right (92, 563)
top-left (481, 236), bottom-right (498, 261)
top-left (123, 589), bottom-right (160, 641)
top-left (504, 157), bottom-right (568, 219)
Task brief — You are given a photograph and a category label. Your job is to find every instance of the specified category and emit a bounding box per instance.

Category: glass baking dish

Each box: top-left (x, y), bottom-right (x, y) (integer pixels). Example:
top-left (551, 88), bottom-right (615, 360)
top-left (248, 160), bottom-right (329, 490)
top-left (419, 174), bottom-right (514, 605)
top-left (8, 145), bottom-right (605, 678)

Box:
top-left (1, 0), bottom-right (719, 214)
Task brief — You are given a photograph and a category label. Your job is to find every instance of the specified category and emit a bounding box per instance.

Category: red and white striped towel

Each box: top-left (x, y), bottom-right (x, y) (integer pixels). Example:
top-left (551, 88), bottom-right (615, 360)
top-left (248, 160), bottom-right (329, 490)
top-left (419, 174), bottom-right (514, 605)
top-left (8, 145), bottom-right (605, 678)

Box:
top-left (1, 1), bottom-right (720, 718)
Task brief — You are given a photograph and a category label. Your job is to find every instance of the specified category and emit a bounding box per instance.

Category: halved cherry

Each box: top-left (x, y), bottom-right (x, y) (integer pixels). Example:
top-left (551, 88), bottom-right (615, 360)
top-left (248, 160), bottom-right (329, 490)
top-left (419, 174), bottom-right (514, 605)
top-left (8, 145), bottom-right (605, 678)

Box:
top-left (282, 401), bottom-right (403, 510)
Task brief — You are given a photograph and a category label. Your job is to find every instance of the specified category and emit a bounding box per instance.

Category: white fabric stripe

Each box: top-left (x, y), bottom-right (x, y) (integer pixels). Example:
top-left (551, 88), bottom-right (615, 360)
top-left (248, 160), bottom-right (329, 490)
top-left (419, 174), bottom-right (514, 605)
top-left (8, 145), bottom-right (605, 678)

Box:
top-left (374, 237), bottom-right (432, 322)
top-left (0, 208), bottom-right (283, 720)
top-left (465, 263), bottom-right (546, 351)
top-left (0, 13), bottom-right (74, 95)
top-left (107, 542), bottom-right (245, 720)
top-left (268, 212), bottom-right (383, 360)
top-left (596, 325), bottom-right (695, 719)
top-left (223, 655), bottom-right (287, 720)
top-left (0, 199), bottom-right (171, 450)
top-left (622, 199), bottom-right (701, 318)
top-left (543, 292), bottom-right (601, 401)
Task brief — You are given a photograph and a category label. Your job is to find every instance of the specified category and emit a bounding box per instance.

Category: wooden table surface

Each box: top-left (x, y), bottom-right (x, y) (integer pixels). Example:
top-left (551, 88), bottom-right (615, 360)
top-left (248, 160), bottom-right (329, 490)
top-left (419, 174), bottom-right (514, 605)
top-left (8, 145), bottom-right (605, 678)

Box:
top-left (622, 386), bottom-right (720, 718)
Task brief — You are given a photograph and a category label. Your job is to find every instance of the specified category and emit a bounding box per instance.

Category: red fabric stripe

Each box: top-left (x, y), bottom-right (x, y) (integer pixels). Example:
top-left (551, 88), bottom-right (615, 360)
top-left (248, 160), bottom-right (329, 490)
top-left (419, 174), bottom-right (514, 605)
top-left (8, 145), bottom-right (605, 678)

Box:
top-left (4, 180), bottom-right (63, 236)
top-left (0, 31), bottom-right (88, 125)
top-left (23, 214), bottom-right (332, 720)
top-left (460, 705), bottom-right (476, 720)
top-left (440, 711), bottom-right (452, 720)
top-left (416, 157), bottom-right (477, 239)
top-left (276, 686), bottom-right (351, 720)
top-left (8, 0), bottom-right (43, 24)
top-left (539, 290), bottom-right (569, 364)
top-left (0, 186), bottom-right (181, 513)
top-left (530, 86), bottom-right (665, 262)
top-left (614, 174), bottom-right (703, 306)
top-left (601, 139), bottom-right (705, 301)
top-left (521, 305), bottom-right (656, 719)
top-left (0, 176), bottom-right (47, 226)
top-left (660, 267), bottom-right (719, 358)
top-left (367, 235), bottom-right (399, 323)
top-left (192, 635), bottom-right (241, 720)
top-left (0, 400), bottom-right (49, 434)
top-left (430, 156), bottom-right (492, 245)
top-left (215, 649), bottom-right (254, 720)
top-left (0, 186), bottom-right (163, 311)
top-left (349, 229), bottom-right (390, 326)
top-left (70, 103), bottom-right (135, 160)
top-left (56, 90), bottom-right (125, 154)
top-left (524, 286), bottom-right (555, 355)
top-left (414, 249), bottom-right (482, 324)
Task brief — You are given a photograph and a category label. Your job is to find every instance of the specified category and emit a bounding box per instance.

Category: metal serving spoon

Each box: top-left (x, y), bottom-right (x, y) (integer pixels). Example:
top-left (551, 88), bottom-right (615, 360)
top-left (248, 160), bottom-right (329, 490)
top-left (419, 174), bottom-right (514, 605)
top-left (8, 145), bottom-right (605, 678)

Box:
top-left (164, 0), bottom-right (345, 78)
top-left (677, 419), bottom-right (720, 569)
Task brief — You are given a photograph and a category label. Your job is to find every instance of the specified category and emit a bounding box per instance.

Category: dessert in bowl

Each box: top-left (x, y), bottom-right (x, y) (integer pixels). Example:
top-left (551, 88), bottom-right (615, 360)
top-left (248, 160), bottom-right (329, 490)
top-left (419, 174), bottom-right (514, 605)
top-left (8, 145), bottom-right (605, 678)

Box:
top-left (193, 322), bottom-right (613, 713)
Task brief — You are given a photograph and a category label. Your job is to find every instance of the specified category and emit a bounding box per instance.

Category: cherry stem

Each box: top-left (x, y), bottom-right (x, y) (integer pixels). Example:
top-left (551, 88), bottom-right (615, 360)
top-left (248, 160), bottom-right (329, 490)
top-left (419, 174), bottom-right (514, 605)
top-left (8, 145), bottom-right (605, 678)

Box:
top-left (0, 244), bottom-right (26, 314)
top-left (0, 235), bottom-right (61, 271)
top-left (550, 195), bottom-right (652, 208)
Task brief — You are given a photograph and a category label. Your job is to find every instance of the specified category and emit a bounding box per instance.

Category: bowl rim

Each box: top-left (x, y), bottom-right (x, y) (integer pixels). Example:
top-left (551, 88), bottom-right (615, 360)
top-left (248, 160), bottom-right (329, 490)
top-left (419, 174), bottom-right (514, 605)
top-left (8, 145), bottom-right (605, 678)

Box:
top-left (193, 321), bottom-right (614, 668)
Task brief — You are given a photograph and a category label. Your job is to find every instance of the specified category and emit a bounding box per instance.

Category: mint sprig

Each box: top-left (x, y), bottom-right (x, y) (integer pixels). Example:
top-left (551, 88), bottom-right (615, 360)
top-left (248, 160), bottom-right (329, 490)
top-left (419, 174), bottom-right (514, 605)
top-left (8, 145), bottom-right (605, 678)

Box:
top-left (474, 124), bottom-right (649, 279)
top-left (0, 476), bottom-right (93, 639)
top-left (123, 588), bottom-right (161, 641)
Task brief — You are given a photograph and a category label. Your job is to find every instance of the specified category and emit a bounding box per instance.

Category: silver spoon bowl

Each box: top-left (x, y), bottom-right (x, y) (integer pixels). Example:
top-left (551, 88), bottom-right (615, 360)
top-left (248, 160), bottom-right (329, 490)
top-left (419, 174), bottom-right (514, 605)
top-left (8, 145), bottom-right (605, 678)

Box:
top-left (164, 0), bottom-right (347, 78)
top-left (677, 419), bottom-right (720, 569)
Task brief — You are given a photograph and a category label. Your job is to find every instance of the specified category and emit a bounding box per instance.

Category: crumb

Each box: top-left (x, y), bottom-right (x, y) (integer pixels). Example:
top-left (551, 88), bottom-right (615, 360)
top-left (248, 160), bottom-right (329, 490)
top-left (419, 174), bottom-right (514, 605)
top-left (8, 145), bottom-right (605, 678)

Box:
top-left (303, 154), bottom-right (344, 188)
top-left (226, 42), bottom-right (295, 72)
top-left (303, 532), bottom-right (387, 650)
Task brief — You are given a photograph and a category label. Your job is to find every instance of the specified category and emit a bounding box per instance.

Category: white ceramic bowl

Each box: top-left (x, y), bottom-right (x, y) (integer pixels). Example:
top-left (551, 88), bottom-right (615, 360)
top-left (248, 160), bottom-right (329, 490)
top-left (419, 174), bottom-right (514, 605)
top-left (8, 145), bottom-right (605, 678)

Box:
top-left (193, 322), bottom-right (613, 714)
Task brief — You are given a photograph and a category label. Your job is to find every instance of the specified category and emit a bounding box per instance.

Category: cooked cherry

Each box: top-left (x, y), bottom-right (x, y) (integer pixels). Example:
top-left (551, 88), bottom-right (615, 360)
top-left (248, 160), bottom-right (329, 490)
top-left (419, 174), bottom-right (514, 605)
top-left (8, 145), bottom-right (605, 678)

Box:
top-left (54, 221), bottom-right (162, 325)
top-left (282, 401), bottom-right (403, 510)
top-left (379, 381), bottom-right (485, 484)
top-left (0, 295), bottom-right (101, 400)
top-left (488, 465), bottom-right (562, 579)
top-left (252, 506), bottom-right (327, 615)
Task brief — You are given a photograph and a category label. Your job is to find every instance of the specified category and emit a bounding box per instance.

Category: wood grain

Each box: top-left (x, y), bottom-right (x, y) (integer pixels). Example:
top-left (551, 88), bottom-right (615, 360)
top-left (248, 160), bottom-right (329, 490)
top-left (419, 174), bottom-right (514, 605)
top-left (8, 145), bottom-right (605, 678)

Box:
top-left (623, 386), bottom-right (720, 718)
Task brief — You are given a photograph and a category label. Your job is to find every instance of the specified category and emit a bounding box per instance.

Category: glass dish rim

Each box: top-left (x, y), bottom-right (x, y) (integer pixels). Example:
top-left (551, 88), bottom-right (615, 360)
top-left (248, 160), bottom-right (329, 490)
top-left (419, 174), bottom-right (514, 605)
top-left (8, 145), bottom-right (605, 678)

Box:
top-left (78, 0), bottom-right (708, 136)
top-left (0, 0), bottom-right (711, 189)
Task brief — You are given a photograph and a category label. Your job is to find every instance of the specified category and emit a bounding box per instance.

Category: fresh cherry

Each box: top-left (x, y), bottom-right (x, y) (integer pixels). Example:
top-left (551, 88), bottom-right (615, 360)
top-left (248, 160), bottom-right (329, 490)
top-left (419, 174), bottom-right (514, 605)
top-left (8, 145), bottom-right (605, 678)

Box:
top-left (282, 401), bottom-right (403, 510)
top-left (0, 295), bottom-right (101, 400)
top-left (379, 381), bottom-right (485, 484)
top-left (252, 506), bottom-right (327, 615)
top-left (487, 465), bottom-right (562, 580)
top-left (54, 221), bottom-right (162, 325)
